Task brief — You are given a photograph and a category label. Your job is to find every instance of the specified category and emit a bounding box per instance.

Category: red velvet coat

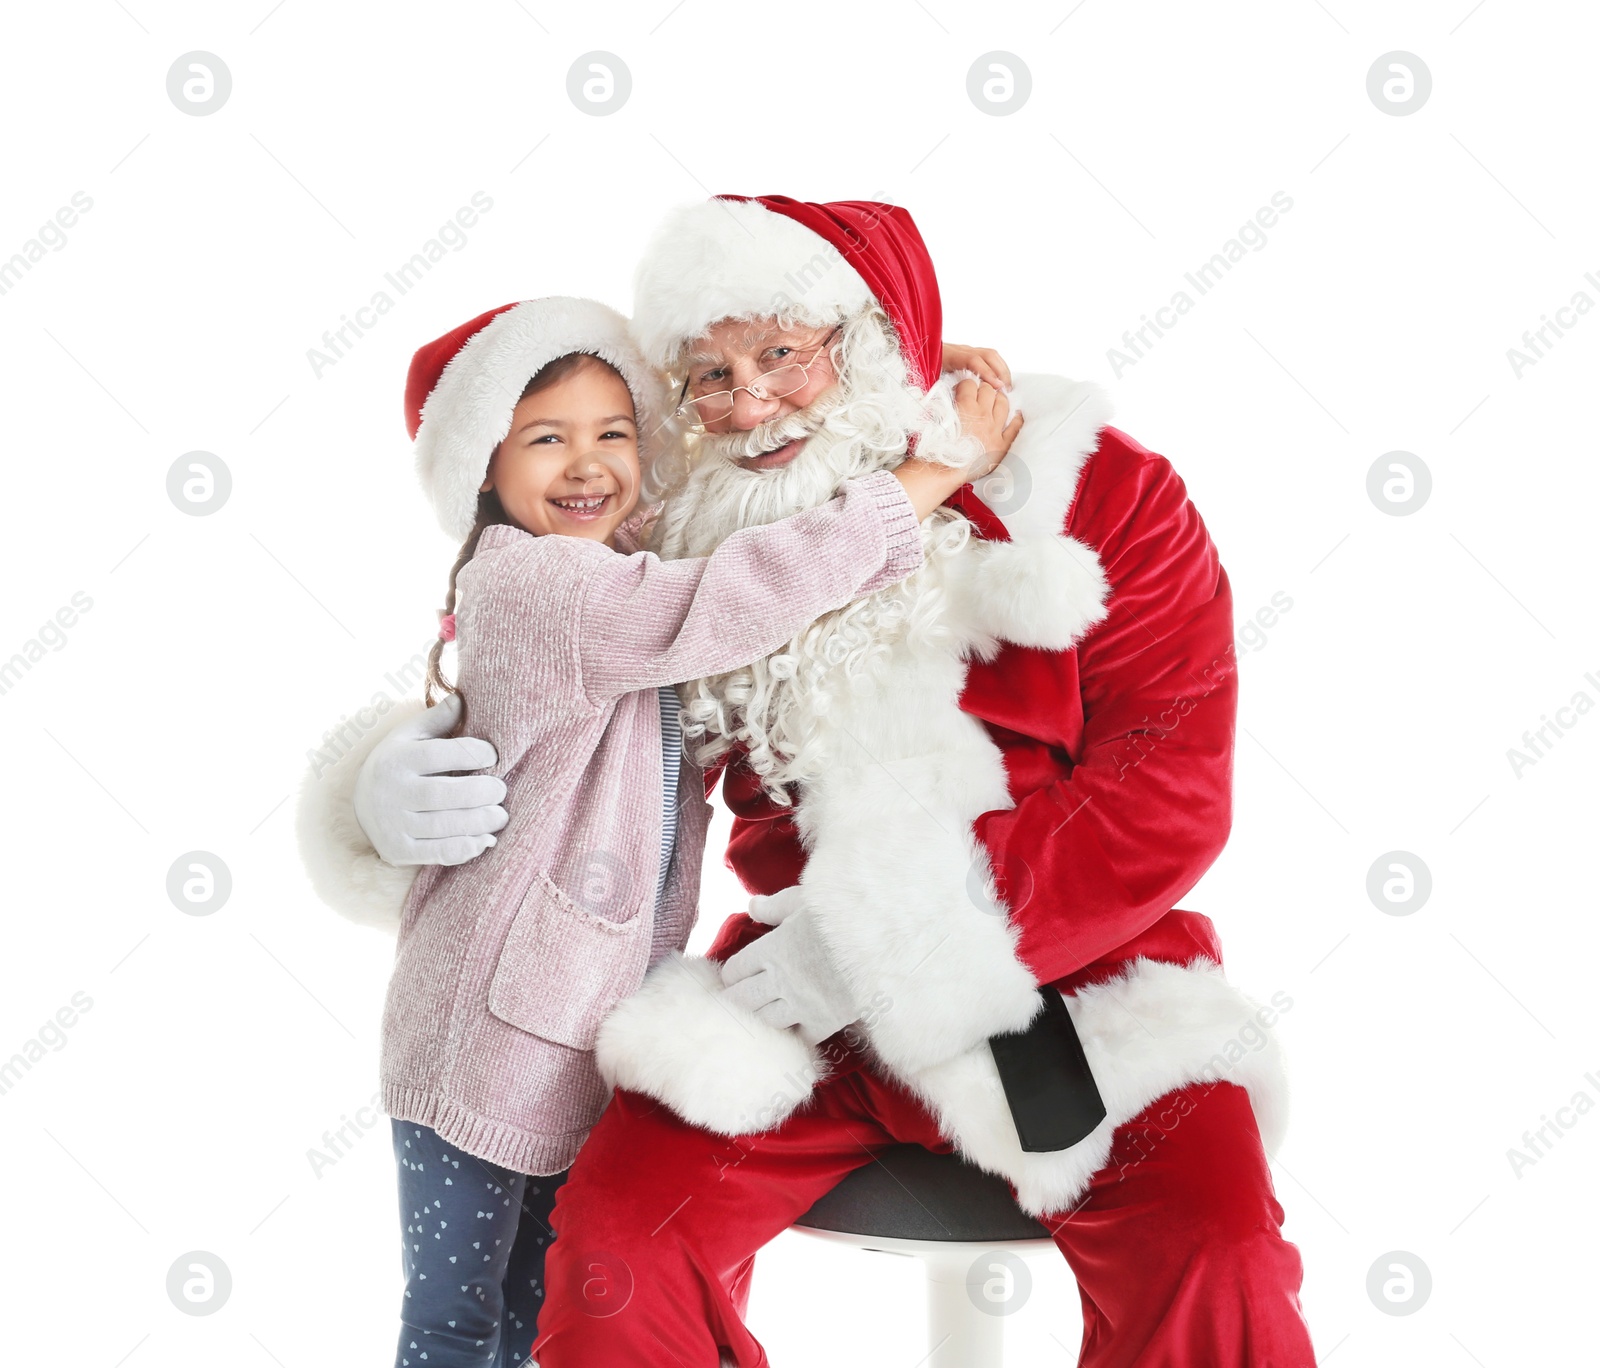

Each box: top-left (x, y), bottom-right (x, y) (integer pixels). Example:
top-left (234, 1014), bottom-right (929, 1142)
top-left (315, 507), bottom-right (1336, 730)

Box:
top-left (703, 424), bottom-right (1237, 1005)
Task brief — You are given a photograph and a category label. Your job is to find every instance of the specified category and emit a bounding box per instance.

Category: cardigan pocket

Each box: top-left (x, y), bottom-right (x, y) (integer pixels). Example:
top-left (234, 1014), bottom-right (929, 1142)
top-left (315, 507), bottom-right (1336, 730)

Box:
top-left (486, 871), bottom-right (651, 1051)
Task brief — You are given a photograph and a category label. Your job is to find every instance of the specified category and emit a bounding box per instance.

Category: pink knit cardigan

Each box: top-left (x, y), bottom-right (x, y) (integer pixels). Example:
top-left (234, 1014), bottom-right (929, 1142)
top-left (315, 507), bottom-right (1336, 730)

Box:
top-left (380, 468), bottom-right (925, 1174)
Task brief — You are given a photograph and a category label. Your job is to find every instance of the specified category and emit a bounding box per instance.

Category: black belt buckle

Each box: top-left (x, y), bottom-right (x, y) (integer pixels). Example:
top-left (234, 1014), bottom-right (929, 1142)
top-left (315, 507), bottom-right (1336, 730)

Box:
top-left (988, 986), bottom-right (1107, 1152)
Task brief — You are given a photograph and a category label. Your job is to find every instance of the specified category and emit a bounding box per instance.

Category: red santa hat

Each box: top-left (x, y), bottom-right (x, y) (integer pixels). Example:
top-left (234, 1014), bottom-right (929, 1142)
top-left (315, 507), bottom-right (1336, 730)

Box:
top-left (630, 195), bottom-right (944, 391)
top-left (406, 296), bottom-right (667, 542)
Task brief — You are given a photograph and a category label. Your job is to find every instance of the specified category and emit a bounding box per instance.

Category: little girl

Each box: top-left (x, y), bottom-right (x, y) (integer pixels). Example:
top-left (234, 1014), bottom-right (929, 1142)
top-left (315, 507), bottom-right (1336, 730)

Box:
top-left (381, 296), bottom-right (1017, 1368)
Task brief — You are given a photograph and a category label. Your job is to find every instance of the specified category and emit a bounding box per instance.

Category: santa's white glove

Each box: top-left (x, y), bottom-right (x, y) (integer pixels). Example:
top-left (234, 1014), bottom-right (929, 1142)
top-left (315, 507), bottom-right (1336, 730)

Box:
top-left (719, 890), bottom-right (860, 1046)
top-left (352, 693), bottom-right (509, 866)
top-left (747, 885), bottom-right (806, 926)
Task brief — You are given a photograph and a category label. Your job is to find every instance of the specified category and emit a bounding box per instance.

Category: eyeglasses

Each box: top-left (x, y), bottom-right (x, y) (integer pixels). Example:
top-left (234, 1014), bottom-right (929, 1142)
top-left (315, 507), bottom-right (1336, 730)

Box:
top-left (675, 327), bottom-right (841, 425)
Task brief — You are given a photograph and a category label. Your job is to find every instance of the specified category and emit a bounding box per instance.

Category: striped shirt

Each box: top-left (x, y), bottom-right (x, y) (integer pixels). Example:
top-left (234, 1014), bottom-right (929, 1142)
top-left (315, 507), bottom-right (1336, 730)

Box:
top-left (654, 683), bottom-right (682, 910)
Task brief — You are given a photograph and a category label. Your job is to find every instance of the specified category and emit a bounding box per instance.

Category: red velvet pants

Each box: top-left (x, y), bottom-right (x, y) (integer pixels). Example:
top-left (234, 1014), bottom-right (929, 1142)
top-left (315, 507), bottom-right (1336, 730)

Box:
top-left (530, 1056), bottom-right (1316, 1367)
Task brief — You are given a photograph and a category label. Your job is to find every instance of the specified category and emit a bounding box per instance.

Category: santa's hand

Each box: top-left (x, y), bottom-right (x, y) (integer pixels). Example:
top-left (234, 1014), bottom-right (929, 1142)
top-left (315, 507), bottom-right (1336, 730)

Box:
top-left (718, 908), bottom-right (859, 1046)
top-left (353, 692), bottom-right (509, 866)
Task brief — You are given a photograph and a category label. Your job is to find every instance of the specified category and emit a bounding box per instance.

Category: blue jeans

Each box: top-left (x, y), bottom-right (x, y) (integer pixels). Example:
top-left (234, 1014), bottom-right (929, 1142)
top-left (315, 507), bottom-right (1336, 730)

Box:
top-left (392, 1120), bottom-right (566, 1368)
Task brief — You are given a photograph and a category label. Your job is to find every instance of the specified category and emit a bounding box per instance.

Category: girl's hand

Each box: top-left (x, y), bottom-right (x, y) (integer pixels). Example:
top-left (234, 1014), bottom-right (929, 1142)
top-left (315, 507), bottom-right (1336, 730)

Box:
top-left (892, 380), bottom-right (1024, 520)
top-left (953, 377), bottom-right (1023, 483)
top-left (941, 342), bottom-right (1012, 391)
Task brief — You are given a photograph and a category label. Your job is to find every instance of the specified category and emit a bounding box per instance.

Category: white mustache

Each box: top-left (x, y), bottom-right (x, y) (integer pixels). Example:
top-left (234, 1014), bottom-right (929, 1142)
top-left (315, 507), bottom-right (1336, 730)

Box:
top-left (696, 389), bottom-right (845, 464)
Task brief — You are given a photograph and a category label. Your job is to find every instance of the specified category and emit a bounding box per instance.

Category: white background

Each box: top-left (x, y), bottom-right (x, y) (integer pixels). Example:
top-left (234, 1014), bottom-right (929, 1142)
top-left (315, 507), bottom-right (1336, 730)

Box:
top-left (2, 1), bottom-right (1596, 1363)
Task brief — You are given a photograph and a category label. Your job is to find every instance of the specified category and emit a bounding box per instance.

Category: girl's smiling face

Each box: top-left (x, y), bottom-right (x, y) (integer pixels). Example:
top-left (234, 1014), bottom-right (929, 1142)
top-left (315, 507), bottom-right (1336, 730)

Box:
top-left (479, 355), bottom-right (642, 545)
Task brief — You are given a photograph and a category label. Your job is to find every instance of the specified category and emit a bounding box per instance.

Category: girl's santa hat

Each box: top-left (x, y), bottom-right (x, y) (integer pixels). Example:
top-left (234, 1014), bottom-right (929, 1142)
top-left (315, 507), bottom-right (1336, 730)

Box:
top-left (406, 296), bottom-right (668, 542)
top-left (630, 195), bottom-right (944, 391)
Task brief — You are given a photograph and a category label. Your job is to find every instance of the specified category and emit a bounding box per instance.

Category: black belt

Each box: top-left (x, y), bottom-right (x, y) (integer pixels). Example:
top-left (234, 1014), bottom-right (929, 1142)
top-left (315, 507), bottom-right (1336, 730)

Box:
top-left (988, 987), bottom-right (1107, 1152)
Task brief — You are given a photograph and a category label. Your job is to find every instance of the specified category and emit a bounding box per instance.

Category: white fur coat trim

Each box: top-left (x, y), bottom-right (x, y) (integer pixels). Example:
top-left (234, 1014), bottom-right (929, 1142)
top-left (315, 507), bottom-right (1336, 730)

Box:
top-left (294, 698), bottom-right (422, 932)
top-left (788, 372), bottom-right (1115, 1067)
top-left (964, 371), bottom-right (1115, 544)
top-left (599, 953), bottom-right (1291, 1219)
top-left (596, 954), bottom-right (827, 1134)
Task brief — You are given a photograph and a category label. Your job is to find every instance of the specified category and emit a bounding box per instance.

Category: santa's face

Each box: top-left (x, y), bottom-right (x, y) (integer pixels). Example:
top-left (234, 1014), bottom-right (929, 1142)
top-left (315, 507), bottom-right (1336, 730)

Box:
top-left (653, 306), bottom-right (932, 564)
top-left (679, 318), bottom-right (842, 472)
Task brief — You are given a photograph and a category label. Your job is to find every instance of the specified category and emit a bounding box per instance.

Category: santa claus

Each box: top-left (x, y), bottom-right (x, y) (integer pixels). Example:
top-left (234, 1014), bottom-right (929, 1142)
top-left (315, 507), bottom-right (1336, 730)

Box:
top-left (302, 195), bottom-right (1317, 1365)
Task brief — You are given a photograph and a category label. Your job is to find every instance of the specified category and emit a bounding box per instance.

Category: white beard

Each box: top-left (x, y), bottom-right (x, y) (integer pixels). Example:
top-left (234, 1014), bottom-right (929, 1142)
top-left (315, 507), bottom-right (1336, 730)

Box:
top-left (650, 340), bottom-right (974, 800)
top-left (654, 346), bottom-right (931, 559)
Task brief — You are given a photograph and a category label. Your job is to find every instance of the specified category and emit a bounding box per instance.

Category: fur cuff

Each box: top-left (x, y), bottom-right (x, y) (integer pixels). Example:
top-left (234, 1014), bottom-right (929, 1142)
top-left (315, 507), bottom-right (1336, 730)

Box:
top-left (955, 536), bottom-right (1111, 661)
top-left (595, 953), bottom-right (826, 1136)
top-left (294, 699), bottom-right (422, 932)
top-left (848, 876), bottom-right (1045, 1079)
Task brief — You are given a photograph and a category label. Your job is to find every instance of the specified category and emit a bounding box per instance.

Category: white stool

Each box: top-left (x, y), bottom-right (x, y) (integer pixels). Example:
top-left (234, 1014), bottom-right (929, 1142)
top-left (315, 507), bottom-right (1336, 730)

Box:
top-left (791, 1145), bottom-right (1062, 1368)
